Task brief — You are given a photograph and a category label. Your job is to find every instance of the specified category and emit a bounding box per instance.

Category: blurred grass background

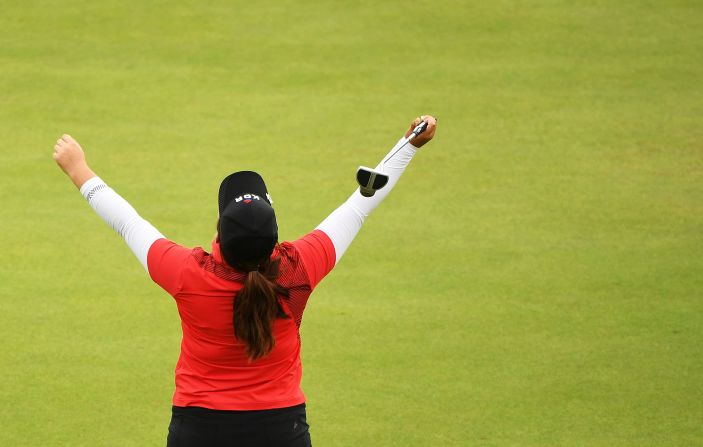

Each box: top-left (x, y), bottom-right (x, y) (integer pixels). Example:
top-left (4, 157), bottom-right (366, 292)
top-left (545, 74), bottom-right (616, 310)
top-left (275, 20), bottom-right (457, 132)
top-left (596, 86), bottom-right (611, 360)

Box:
top-left (1, 0), bottom-right (701, 445)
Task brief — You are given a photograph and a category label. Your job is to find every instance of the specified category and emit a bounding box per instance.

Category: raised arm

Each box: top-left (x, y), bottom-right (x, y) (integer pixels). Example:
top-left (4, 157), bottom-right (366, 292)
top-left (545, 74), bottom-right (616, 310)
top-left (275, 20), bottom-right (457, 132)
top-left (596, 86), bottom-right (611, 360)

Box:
top-left (53, 135), bottom-right (164, 270)
top-left (316, 115), bottom-right (437, 264)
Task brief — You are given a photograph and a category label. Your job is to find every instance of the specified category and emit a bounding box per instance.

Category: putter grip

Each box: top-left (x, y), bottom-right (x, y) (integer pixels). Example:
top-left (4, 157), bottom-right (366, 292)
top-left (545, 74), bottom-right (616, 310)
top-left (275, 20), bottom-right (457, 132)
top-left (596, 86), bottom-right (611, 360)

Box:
top-left (412, 121), bottom-right (428, 137)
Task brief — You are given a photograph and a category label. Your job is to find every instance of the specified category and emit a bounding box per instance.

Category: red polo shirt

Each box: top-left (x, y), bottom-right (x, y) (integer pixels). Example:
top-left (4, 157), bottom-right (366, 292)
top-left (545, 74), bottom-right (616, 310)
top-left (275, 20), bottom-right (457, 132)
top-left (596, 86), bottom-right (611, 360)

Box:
top-left (146, 230), bottom-right (336, 410)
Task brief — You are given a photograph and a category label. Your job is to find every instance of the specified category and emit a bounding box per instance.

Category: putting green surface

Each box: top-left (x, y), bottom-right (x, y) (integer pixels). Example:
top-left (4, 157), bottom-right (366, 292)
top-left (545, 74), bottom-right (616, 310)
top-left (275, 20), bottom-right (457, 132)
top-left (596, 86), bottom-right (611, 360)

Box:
top-left (1, 1), bottom-right (702, 445)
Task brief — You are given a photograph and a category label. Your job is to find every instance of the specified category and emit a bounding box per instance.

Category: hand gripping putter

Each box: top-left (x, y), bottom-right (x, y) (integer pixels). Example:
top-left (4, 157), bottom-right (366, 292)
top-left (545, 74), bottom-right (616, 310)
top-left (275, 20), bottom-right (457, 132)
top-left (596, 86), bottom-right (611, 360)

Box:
top-left (356, 120), bottom-right (429, 197)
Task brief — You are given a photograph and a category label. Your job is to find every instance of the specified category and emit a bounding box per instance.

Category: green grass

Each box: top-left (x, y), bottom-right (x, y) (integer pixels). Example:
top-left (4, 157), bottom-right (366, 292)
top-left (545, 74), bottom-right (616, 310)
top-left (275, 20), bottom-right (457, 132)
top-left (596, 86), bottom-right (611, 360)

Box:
top-left (1, 0), bottom-right (702, 445)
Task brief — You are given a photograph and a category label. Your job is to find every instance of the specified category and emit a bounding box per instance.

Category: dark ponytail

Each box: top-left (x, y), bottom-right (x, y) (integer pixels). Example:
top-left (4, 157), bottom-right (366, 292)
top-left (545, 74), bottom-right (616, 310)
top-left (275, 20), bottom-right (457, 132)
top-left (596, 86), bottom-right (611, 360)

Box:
top-left (233, 257), bottom-right (289, 361)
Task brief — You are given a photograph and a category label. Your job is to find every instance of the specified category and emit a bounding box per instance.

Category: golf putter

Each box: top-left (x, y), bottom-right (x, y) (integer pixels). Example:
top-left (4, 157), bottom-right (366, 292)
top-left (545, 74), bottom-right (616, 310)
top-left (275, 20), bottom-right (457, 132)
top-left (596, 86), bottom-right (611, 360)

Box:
top-left (356, 120), bottom-right (429, 197)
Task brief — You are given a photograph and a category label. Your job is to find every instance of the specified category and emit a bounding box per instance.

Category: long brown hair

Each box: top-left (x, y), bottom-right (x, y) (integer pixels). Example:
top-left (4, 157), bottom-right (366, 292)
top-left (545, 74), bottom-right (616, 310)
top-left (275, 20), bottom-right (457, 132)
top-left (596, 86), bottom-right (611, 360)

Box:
top-left (232, 257), bottom-right (289, 361)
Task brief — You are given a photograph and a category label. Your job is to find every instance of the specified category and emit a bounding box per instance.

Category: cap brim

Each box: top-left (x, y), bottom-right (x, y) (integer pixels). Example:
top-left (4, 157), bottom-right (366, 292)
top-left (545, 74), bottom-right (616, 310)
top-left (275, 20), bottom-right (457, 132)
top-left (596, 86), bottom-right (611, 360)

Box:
top-left (218, 171), bottom-right (272, 214)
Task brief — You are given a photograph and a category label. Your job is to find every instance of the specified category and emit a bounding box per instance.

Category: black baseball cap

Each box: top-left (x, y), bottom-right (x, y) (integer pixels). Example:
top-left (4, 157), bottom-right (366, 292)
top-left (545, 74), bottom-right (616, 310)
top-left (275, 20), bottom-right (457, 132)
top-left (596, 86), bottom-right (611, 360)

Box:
top-left (219, 171), bottom-right (273, 212)
top-left (218, 171), bottom-right (277, 266)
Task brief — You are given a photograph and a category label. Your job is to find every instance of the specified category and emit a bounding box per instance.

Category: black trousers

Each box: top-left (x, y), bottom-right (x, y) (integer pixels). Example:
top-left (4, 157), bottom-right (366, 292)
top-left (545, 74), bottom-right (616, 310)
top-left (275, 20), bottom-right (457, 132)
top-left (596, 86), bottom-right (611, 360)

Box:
top-left (167, 403), bottom-right (312, 447)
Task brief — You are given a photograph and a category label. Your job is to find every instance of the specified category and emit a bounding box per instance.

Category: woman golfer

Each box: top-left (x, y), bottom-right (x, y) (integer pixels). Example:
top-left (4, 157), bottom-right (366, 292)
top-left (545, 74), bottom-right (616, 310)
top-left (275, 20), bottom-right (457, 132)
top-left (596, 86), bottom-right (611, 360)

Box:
top-left (53, 115), bottom-right (437, 446)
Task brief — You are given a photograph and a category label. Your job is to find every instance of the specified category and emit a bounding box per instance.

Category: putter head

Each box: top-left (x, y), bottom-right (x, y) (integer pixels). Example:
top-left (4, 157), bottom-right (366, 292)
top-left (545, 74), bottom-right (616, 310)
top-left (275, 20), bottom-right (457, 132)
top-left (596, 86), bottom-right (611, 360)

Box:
top-left (356, 166), bottom-right (389, 197)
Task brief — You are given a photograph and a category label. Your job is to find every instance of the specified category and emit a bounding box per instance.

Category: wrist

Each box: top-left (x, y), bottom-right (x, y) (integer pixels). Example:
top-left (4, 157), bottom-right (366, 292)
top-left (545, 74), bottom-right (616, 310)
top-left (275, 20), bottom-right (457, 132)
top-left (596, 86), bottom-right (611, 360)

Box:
top-left (68, 163), bottom-right (97, 189)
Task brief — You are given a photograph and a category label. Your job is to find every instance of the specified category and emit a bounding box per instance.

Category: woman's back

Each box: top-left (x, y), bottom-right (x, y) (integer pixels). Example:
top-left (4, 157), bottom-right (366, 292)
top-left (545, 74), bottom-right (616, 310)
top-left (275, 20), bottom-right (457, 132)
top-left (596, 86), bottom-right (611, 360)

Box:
top-left (148, 235), bottom-right (333, 410)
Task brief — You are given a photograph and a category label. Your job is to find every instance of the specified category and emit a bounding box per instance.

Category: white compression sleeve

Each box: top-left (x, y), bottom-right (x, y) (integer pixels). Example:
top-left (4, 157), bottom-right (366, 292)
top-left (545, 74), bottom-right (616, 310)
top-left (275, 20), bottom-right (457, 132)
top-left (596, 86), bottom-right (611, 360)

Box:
top-left (79, 177), bottom-right (165, 271)
top-left (316, 136), bottom-right (417, 263)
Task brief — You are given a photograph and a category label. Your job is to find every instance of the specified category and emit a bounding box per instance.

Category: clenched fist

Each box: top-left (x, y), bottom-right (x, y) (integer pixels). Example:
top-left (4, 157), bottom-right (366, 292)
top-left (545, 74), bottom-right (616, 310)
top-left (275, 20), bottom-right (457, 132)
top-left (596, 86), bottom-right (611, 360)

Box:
top-left (53, 134), bottom-right (96, 188)
top-left (404, 115), bottom-right (437, 148)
